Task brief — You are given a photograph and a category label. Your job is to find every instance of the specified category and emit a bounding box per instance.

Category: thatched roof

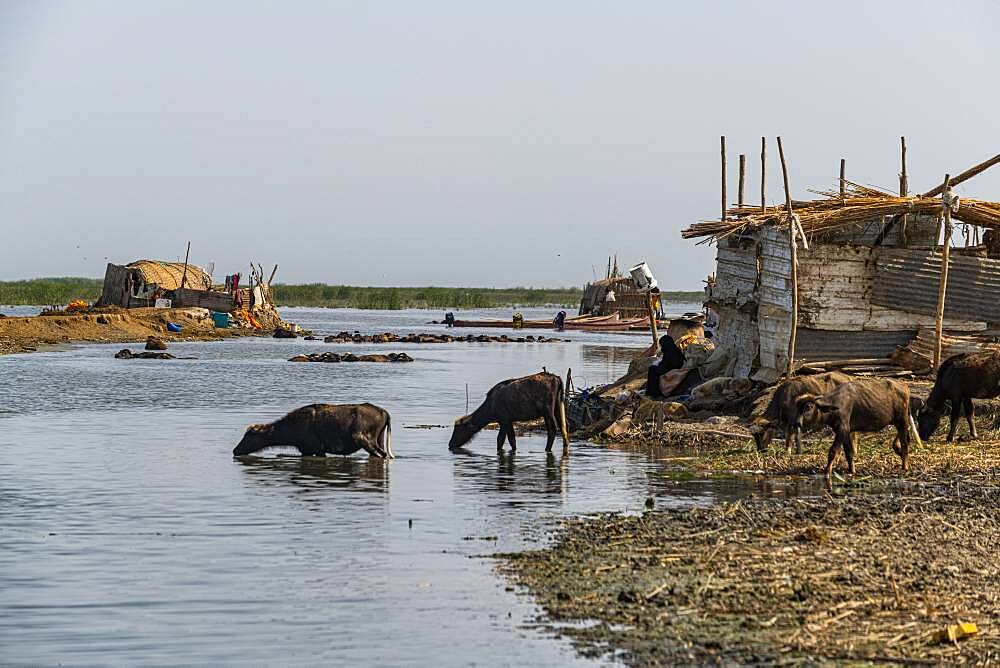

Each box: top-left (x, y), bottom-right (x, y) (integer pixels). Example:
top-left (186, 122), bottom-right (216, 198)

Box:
top-left (127, 260), bottom-right (211, 290)
top-left (682, 182), bottom-right (1000, 244)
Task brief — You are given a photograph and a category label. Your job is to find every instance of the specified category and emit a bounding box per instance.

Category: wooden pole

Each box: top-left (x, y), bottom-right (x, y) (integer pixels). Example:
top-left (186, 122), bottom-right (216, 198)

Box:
top-left (268, 264), bottom-right (279, 286)
top-left (777, 137), bottom-right (798, 377)
top-left (899, 136), bottom-right (908, 196)
top-left (721, 136), bottom-right (727, 221)
top-left (839, 158), bottom-right (846, 200)
top-left (738, 154), bottom-right (746, 208)
top-left (760, 137), bottom-right (766, 211)
top-left (933, 174), bottom-right (953, 371)
top-left (923, 154), bottom-right (1000, 198)
top-left (647, 291), bottom-right (660, 354)
top-left (179, 241), bottom-right (191, 290)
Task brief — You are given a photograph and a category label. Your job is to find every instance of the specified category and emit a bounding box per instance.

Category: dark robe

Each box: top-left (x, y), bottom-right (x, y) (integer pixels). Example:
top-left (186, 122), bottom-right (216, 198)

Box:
top-left (645, 336), bottom-right (686, 397)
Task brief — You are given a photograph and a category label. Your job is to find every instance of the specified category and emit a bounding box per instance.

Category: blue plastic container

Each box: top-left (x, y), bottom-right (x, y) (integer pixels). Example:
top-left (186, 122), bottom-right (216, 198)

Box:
top-left (166, 322), bottom-right (182, 333)
top-left (211, 311), bottom-right (230, 328)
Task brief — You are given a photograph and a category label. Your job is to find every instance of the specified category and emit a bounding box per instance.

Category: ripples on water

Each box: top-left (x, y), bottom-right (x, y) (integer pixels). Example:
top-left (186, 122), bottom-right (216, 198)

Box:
top-left (0, 305), bottom-right (788, 665)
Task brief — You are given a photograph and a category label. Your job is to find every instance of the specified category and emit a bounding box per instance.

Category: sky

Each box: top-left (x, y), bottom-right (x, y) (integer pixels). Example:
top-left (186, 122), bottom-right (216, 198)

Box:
top-left (2, 1), bottom-right (999, 288)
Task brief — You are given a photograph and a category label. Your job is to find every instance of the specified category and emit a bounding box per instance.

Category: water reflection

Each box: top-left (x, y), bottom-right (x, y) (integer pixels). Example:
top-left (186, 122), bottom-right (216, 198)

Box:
top-left (235, 453), bottom-right (390, 492)
top-left (451, 450), bottom-right (569, 501)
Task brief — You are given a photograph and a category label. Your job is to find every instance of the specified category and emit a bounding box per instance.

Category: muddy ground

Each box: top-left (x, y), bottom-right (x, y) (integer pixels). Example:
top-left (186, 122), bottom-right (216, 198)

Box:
top-left (0, 308), bottom-right (247, 355)
top-left (499, 410), bottom-right (1000, 665)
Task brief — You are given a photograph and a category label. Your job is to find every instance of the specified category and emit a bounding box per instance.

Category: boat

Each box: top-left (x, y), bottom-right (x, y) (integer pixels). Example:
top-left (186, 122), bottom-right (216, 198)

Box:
top-left (450, 319), bottom-right (552, 329)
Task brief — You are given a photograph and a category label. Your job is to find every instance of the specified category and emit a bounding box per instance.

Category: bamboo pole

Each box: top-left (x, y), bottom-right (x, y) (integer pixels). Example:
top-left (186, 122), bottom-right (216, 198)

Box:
top-left (777, 137), bottom-right (798, 377)
top-left (923, 154), bottom-right (1000, 198)
top-left (760, 137), bottom-right (766, 211)
top-left (899, 136), bottom-right (908, 196)
top-left (933, 174), bottom-right (953, 371)
top-left (839, 158), bottom-right (846, 201)
top-left (180, 241), bottom-right (191, 290)
top-left (738, 154), bottom-right (746, 208)
top-left (721, 136), bottom-right (727, 221)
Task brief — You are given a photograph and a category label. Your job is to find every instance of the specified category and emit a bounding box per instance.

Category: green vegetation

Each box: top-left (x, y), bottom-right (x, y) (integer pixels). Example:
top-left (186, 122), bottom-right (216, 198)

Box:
top-left (0, 278), bottom-right (704, 310)
top-left (0, 277), bottom-right (103, 306)
top-left (269, 285), bottom-right (583, 309)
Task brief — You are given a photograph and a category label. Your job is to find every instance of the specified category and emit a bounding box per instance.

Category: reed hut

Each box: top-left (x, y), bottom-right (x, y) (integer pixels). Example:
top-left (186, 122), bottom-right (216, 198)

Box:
top-left (686, 139), bottom-right (1000, 382)
top-left (97, 260), bottom-right (213, 309)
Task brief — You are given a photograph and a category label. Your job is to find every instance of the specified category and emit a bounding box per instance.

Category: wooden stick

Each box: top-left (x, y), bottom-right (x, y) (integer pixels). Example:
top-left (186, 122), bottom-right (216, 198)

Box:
top-left (899, 136), bottom-right (908, 196)
top-left (777, 137), bottom-right (798, 377)
top-left (180, 241), bottom-right (191, 290)
top-left (760, 137), bottom-right (766, 211)
top-left (268, 264), bottom-right (279, 286)
top-left (933, 174), bottom-right (953, 371)
top-left (839, 158), bottom-right (846, 201)
top-left (647, 292), bottom-right (660, 354)
top-left (738, 154), bottom-right (746, 208)
top-left (721, 136), bottom-right (727, 221)
top-left (923, 154), bottom-right (1000, 198)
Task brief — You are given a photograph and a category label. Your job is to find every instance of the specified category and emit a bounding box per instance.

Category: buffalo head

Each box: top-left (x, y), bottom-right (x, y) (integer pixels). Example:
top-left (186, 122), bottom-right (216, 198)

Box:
top-left (233, 423), bottom-right (274, 456)
top-left (448, 415), bottom-right (478, 450)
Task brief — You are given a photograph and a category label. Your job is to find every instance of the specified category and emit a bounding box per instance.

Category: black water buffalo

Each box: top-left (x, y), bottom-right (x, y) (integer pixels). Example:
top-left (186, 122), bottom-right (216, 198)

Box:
top-left (449, 372), bottom-right (569, 454)
top-left (917, 351), bottom-right (1000, 442)
top-left (233, 403), bottom-right (393, 458)
top-left (796, 378), bottom-right (920, 478)
top-left (750, 371), bottom-right (853, 454)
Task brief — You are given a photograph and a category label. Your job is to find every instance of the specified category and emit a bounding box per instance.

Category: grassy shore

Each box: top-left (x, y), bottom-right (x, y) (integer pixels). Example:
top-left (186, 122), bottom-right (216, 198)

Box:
top-left (0, 278), bottom-right (702, 310)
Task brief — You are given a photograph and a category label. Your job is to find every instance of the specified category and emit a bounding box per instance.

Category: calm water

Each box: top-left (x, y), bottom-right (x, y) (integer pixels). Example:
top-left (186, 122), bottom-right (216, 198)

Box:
top-left (0, 305), bottom-right (783, 666)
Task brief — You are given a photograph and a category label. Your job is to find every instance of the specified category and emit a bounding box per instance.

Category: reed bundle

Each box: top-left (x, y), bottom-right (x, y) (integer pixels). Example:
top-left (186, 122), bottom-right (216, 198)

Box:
top-left (682, 181), bottom-right (1000, 243)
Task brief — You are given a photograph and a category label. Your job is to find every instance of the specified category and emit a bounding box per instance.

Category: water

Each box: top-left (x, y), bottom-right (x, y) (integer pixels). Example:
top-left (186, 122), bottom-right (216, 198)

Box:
top-left (0, 304), bottom-right (777, 666)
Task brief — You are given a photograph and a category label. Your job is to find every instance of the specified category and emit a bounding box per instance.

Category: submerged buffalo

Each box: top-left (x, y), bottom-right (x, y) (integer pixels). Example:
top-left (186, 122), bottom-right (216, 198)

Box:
top-left (449, 372), bottom-right (569, 454)
top-left (917, 351), bottom-right (1000, 442)
top-left (233, 403), bottom-right (393, 458)
top-left (750, 371), bottom-right (852, 454)
top-left (796, 378), bottom-right (920, 478)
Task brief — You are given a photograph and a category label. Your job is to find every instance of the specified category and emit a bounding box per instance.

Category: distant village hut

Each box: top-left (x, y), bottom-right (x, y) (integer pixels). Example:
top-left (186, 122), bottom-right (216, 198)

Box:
top-left (686, 140), bottom-right (1000, 382)
top-left (97, 260), bottom-right (212, 309)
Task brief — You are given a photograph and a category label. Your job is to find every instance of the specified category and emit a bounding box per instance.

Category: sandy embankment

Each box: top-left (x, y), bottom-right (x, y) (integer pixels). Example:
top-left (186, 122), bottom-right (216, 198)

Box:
top-left (0, 307), bottom-right (249, 355)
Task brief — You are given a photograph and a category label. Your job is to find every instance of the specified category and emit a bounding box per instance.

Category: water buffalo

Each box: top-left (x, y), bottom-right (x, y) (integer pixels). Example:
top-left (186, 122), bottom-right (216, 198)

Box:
top-left (750, 372), bottom-right (852, 454)
top-left (796, 378), bottom-right (920, 478)
top-left (233, 403), bottom-right (393, 458)
top-left (917, 351), bottom-right (1000, 442)
top-left (449, 372), bottom-right (569, 454)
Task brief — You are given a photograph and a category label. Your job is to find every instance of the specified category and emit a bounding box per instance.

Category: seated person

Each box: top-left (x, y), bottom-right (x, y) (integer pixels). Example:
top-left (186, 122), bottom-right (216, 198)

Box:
top-left (644, 335), bottom-right (685, 398)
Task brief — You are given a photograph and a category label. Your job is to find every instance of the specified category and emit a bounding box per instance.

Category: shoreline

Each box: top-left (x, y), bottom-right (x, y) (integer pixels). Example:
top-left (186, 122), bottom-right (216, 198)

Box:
top-left (0, 308), bottom-right (253, 356)
top-left (497, 408), bottom-right (1000, 664)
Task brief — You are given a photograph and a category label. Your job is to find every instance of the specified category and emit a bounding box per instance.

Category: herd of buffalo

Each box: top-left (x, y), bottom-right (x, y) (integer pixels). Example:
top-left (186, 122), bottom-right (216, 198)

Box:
top-left (232, 350), bottom-right (1000, 479)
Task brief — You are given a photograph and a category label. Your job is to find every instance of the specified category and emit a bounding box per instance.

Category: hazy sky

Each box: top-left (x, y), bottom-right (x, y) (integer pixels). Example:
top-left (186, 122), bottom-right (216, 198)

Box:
top-left (2, 1), bottom-right (999, 287)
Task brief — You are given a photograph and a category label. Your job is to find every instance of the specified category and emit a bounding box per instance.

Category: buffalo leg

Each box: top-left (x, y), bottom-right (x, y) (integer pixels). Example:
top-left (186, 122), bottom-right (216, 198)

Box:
top-left (947, 402), bottom-right (962, 442)
top-left (964, 398), bottom-right (978, 440)
top-left (505, 422), bottom-right (517, 451)
top-left (824, 435), bottom-right (844, 479)
top-left (895, 420), bottom-right (910, 471)
top-left (358, 435), bottom-right (386, 458)
top-left (843, 433), bottom-right (856, 475)
top-left (496, 424), bottom-right (507, 452)
top-left (794, 426), bottom-right (803, 455)
top-left (543, 412), bottom-right (557, 452)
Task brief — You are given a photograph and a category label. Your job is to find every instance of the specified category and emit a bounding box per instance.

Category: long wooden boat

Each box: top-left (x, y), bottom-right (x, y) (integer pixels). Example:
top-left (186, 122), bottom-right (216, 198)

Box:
top-left (450, 319), bottom-right (552, 329)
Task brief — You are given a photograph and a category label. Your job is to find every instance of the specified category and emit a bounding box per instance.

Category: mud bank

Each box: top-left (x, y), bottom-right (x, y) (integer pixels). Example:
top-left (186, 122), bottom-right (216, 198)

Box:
top-left (0, 308), bottom-right (248, 355)
top-left (499, 481), bottom-right (1000, 665)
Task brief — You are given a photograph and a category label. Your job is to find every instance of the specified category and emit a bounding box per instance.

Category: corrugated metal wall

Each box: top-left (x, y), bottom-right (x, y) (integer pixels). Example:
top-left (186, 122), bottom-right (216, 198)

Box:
top-left (795, 328), bottom-right (915, 362)
top-left (872, 248), bottom-right (1000, 323)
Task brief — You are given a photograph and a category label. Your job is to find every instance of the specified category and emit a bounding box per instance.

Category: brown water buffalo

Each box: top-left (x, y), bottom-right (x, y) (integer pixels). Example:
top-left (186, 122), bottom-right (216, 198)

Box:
top-left (449, 372), bottom-right (569, 454)
top-left (750, 372), bottom-right (852, 454)
top-left (233, 403), bottom-right (393, 458)
top-left (917, 351), bottom-right (1000, 442)
top-left (796, 378), bottom-right (920, 478)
